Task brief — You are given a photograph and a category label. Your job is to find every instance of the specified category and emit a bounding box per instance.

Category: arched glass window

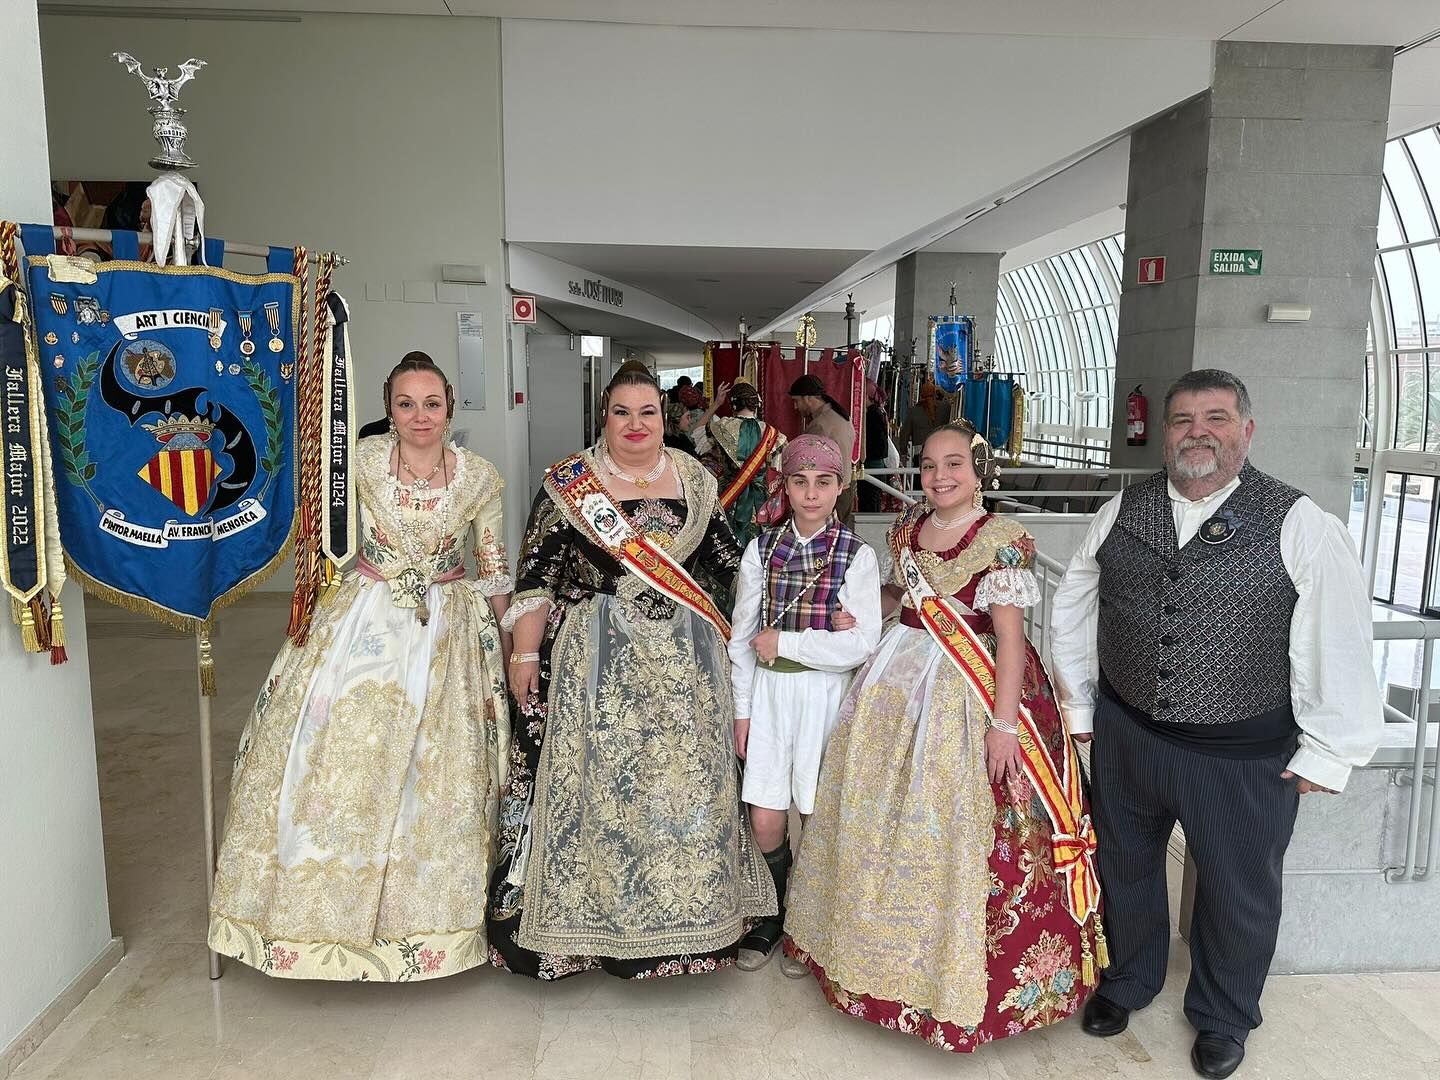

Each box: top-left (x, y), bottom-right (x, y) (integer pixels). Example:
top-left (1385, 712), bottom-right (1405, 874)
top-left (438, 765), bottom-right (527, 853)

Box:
top-left (994, 234), bottom-right (1122, 465)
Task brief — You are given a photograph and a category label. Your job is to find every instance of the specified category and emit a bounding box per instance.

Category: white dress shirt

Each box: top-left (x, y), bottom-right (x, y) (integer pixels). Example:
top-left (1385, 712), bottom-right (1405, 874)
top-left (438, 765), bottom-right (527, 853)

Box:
top-left (1049, 473), bottom-right (1382, 792)
top-left (729, 522), bottom-right (883, 719)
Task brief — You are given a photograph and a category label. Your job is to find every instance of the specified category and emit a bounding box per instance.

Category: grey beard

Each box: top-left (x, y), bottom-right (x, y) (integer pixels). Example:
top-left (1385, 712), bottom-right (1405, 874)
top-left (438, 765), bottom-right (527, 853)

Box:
top-left (1171, 453), bottom-right (1219, 480)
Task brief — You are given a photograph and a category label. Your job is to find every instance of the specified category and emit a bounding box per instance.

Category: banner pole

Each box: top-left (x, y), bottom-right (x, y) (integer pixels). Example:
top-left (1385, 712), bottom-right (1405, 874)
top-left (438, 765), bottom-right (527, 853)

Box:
top-left (195, 631), bottom-right (222, 980)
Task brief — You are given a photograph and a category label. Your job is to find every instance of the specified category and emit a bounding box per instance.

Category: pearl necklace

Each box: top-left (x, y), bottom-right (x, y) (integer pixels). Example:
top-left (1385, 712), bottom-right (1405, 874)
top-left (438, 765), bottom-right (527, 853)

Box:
top-left (602, 446), bottom-right (667, 488)
top-left (930, 506), bottom-right (982, 531)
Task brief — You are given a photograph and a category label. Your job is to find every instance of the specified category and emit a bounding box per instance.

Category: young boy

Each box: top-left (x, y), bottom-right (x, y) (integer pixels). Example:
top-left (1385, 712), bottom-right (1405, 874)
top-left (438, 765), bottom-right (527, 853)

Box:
top-left (729, 433), bottom-right (883, 971)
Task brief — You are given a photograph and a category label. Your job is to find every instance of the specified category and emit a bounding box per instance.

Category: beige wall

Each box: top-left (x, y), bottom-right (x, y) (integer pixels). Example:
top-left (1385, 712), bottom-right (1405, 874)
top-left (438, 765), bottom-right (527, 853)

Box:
top-left (39, 11), bottom-right (529, 553)
top-left (0, 0), bottom-right (113, 1063)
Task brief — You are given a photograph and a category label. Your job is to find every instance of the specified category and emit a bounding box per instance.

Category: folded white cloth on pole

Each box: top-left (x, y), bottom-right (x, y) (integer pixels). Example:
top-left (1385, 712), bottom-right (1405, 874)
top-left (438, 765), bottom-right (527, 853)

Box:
top-left (147, 172), bottom-right (206, 266)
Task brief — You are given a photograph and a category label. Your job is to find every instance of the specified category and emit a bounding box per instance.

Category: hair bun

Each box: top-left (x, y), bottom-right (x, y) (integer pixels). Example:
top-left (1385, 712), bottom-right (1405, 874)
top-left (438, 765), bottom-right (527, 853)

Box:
top-left (614, 359), bottom-right (655, 380)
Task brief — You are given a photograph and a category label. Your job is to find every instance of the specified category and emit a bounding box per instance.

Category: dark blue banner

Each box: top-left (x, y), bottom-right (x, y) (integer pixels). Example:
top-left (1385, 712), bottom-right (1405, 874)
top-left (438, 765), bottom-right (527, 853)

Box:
top-left (22, 227), bottom-right (299, 626)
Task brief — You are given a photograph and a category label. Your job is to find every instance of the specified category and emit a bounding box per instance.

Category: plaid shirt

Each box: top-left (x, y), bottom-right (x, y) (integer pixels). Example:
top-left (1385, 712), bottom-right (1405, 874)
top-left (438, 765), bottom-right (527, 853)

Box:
top-left (757, 519), bottom-right (866, 632)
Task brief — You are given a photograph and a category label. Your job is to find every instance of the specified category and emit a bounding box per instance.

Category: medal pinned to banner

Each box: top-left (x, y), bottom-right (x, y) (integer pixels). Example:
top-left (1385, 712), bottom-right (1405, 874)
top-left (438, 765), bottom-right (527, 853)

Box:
top-left (20, 224), bottom-right (300, 630)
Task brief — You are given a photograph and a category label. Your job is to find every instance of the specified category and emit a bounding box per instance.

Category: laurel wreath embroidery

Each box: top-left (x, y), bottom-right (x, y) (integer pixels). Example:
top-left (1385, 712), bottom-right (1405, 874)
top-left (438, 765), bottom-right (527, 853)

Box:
top-left (55, 350), bottom-right (101, 507)
top-left (241, 357), bottom-right (284, 499)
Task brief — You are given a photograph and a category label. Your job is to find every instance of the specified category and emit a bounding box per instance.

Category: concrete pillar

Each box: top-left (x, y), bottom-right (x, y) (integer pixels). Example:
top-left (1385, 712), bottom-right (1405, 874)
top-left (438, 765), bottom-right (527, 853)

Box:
top-left (1111, 41), bottom-right (1392, 518)
top-left (892, 251), bottom-right (1002, 368)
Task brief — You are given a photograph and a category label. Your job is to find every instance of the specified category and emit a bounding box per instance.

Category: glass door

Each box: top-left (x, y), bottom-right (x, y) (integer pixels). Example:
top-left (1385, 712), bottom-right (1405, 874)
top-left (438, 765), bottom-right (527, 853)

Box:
top-left (1371, 470), bottom-right (1440, 612)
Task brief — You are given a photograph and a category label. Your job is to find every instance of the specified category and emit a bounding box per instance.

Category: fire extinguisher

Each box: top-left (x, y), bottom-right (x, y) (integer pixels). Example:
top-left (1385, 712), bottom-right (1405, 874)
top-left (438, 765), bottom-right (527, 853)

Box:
top-left (1126, 385), bottom-right (1148, 446)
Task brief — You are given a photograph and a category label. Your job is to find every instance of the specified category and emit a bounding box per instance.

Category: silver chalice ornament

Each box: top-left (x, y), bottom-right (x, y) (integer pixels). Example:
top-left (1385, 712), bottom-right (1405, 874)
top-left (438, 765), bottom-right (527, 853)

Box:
top-left (113, 52), bottom-right (208, 170)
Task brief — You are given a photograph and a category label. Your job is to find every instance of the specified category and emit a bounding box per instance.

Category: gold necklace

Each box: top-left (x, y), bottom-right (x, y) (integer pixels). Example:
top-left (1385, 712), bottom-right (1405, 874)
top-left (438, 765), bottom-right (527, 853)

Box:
top-left (398, 452), bottom-right (443, 489)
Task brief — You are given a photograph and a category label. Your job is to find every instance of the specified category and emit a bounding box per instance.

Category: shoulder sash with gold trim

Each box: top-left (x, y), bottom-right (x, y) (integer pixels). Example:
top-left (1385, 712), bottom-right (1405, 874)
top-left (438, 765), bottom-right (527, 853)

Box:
top-left (544, 452), bottom-right (731, 640)
top-left (897, 544), bottom-right (1100, 925)
top-left (719, 422), bottom-right (780, 511)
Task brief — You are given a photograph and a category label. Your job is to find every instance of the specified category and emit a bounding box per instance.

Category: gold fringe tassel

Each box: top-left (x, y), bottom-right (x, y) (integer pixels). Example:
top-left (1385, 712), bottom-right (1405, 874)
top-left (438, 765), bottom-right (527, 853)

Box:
top-left (28, 597), bottom-right (50, 651)
top-left (11, 597), bottom-right (23, 627)
top-left (49, 596), bottom-right (67, 665)
top-left (19, 604), bottom-right (39, 652)
top-left (197, 628), bottom-right (217, 697)
top-left (1094, 916), bottom-right (1110, 970)
top-left (1080, 929), bottom-right (1097, 988)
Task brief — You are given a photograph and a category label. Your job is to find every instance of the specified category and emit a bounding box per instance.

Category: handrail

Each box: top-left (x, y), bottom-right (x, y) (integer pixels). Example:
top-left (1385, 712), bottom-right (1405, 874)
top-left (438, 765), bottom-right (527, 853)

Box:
top-left (1372, 617), bottom-right (1440, 883)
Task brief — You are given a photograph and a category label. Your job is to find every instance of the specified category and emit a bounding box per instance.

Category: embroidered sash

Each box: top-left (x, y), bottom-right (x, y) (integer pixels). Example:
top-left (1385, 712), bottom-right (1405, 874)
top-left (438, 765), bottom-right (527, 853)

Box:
top-left (544, 452), bottom-right (731, 640)
top-left (897, 545), bottom-right (1100, 925)
top-left (719, 422), bottom-right (780, 511)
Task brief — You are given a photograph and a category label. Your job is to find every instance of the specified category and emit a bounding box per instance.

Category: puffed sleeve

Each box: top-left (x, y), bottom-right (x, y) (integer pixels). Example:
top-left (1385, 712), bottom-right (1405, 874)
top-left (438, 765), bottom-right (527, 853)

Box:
top-left (973, 530), bottom-right (1042, 611)
top-left (470, 463), bottom-right (511, 597)
top-left (499, 486), bottom-right (570, 632)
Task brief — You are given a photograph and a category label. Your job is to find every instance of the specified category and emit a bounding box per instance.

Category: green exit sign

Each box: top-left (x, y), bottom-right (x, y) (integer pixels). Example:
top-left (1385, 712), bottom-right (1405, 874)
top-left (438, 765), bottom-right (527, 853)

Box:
top-left (1210, 248), bottom-right (1263, 275)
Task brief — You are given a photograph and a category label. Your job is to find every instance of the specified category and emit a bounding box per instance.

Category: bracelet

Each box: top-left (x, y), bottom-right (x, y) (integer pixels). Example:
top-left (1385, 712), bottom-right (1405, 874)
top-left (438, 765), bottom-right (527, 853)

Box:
top-left (989, 717), bottom-right (1020, 735)
top-left (509, 652), bottom-right (540, 665)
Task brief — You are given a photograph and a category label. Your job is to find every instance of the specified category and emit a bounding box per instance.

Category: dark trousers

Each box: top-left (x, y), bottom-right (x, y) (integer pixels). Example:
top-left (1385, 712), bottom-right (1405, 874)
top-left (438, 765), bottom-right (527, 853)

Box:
top-left (1090, 694), bottom-right (1300, 1042)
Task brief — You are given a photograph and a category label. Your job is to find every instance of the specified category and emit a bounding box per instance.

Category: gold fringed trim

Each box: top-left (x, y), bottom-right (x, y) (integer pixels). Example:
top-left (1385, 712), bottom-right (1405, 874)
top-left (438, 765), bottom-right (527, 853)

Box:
top-left (197, 628), bottom-right (217, 697)
top-left (11, 597), bottom-right (23, 627)
top-left (60, 525), bottom-right (295, 634)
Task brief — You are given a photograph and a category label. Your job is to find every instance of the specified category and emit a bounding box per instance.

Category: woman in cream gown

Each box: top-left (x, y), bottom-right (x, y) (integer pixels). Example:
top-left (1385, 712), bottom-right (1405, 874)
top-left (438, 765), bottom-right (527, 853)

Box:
top-left (209, 357), bottom-right (512, 982)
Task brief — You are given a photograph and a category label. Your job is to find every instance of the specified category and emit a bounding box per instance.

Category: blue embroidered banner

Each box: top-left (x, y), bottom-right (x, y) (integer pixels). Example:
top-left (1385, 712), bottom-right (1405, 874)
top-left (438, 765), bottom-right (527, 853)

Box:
top-left (929, 314), bottom-right (974, 394)
top-left (22, 226), bottom-right (299, 626)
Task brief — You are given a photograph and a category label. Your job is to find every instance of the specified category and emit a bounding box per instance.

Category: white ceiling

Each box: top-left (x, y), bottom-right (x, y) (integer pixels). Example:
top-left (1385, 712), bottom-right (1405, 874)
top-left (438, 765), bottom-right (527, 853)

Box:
top-left (521, 243), bottom-right (868, 332)
top-left (50, 0), bottom-right (1439, 342)
top-left (42, 0), bottom-right (1438, 46)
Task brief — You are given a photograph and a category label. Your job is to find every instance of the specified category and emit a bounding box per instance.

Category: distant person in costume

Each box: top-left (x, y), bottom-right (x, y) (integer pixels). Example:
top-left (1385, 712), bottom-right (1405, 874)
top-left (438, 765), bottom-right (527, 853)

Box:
top-left (789, 374), bottom-right (856, 522)
top-left (728, 433), bottom-right (882, 971)
top-left (690, 380), bottom-right (787, 548)
top-left (209, 354), bottom-right (513, 981)
top-left (784, 421), bottom-right (1105, 1052)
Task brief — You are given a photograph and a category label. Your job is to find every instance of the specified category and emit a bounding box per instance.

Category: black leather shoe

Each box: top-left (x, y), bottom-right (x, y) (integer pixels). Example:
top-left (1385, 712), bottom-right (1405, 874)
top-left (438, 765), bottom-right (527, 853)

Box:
top-left (1081, 994), bottom-right (1131, 1036)
top-left (1191, 1032), bottom-right (1245, 1078)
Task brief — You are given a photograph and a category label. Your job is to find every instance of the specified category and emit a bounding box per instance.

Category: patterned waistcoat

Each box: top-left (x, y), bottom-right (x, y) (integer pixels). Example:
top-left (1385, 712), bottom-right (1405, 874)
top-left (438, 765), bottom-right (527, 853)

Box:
top-left (1096, 464), bottom-right (1302, 729)
top-left (757, 519), bottom-right (865, 632)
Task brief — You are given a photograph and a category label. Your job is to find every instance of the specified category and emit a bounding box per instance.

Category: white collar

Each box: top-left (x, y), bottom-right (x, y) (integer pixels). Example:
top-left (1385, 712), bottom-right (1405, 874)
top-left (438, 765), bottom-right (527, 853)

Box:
top-left (1166, 474), bottom-right (1242, 507)
top-left (790, 518), bottom-right (831, 544)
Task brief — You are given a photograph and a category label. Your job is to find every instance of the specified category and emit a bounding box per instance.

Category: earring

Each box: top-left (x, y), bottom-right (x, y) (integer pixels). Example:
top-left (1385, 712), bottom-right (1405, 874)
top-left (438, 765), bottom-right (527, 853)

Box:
top-left (972, 483), bottom-right (984, 509)
top-left (388, 417), bottom-right (396, 438)
top-left (443, 420), bottom-right (452, 441)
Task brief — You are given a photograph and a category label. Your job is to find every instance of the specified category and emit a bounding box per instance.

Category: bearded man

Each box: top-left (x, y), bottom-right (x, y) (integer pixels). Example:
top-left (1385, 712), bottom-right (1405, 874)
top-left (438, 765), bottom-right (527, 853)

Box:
top-left (1050, 369), bottom-right (1381, 1079)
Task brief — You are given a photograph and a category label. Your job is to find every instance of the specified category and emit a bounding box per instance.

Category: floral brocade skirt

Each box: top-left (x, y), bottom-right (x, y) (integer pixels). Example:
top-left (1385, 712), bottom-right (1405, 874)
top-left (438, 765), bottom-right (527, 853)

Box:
top-left (784, 622), bottom-right (1104, 1053)
top-left (208, 575), bottom-right (509, 982)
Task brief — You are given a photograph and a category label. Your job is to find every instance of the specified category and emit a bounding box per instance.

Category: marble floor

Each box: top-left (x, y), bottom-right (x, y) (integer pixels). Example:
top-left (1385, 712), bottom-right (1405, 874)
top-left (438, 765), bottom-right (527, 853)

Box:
top-left (13, 596), bottom-right (1440, 1080)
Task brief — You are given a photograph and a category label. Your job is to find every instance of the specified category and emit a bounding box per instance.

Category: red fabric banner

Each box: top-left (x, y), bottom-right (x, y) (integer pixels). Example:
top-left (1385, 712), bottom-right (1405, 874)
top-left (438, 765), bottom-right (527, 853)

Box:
top-left (761, 346), bottom-right (864, 461)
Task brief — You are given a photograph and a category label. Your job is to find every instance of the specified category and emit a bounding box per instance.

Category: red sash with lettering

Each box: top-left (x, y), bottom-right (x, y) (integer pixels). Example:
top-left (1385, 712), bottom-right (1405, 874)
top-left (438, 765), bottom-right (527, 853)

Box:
top-left (719, 423), bottom-right (781, 511)
top-left (544, 451), bottom-right (731, 640)
top-left (898, 545), bottom-right (1100, 925)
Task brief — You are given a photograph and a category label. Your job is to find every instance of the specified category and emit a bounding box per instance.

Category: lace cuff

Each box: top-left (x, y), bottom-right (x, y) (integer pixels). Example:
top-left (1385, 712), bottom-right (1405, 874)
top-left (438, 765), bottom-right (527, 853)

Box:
top-left (500, 592), bottom-right (551, 632)
top-left (973, 566), bottom-right (1041, 611)
top-left (474, 571), bottom-right (514, 598)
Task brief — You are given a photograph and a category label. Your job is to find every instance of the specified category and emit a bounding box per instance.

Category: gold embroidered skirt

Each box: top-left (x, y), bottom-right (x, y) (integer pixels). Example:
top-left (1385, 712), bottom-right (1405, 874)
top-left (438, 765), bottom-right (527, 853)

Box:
top-left (208, 575), bottom-right (509, 981)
